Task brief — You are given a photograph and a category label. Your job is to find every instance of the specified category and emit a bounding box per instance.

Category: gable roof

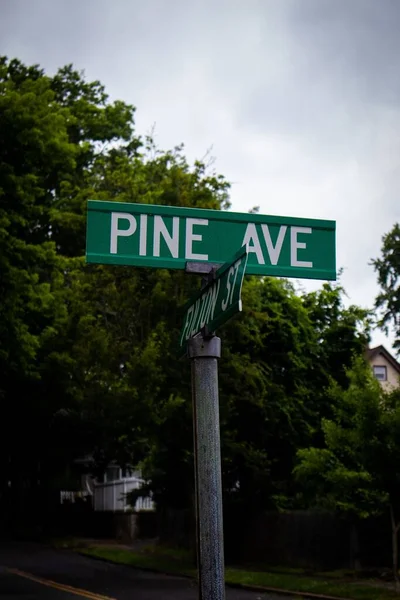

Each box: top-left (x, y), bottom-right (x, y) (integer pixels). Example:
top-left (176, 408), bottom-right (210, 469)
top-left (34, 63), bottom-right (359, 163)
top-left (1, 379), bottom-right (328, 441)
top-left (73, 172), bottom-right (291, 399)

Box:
top-left (366, 345), bottom-right (400, 374)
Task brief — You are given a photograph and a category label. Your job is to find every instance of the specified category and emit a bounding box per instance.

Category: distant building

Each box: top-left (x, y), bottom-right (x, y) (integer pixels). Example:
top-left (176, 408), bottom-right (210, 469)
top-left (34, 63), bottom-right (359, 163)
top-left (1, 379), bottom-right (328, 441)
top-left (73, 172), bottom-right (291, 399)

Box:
top-left (366, 345), bottom-right (400, 390)
top-left (60, 457), bottom-right (154, 512)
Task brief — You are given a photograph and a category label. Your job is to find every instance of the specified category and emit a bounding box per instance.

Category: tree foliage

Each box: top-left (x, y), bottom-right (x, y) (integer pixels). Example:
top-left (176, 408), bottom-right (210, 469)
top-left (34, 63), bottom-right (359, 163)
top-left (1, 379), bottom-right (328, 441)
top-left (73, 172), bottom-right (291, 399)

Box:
top-left (373, 224), bottom-right (400, 353)
top-left (0, 56), bottom-right (372, 526)
top-left (295, 359), bottom-right (400, 584)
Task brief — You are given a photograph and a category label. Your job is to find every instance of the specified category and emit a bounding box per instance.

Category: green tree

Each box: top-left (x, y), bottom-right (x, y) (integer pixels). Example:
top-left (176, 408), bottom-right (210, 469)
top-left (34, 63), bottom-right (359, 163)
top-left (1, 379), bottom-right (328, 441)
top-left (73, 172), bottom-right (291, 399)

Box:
top-left (217, 279), bottom-right (370, 512)
top-left (0, 55), bottom-right (231, 523)
top-left (302, 281), bottom-right (371, 390)
top-left (295, 358), bottom-right (400, 587)
top-left (0, 55), bottom-right (373, 532)
top-left (373, 224), bottom-right (400, 353)
top-left (0, 57), bottom-right (79, 514)
top-left (139, 277), bottom-right (370, 513)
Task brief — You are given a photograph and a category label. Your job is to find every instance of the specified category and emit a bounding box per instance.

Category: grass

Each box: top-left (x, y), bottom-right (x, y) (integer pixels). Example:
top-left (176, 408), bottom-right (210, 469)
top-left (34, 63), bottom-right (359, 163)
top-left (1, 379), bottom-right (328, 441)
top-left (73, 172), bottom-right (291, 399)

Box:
top-left (80, 545), bottom-right (196, 578)
top-left (224, 568), bottom-right (397, 599)
top-left (65, 542), bottom-right (400, 600)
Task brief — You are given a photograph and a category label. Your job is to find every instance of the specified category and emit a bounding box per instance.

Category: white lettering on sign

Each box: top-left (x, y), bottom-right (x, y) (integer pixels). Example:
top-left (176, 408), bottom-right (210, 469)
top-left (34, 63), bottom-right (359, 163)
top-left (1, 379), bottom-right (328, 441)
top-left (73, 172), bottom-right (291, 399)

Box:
top-left (109, 213), bottom-right (313, 270)
top-left (242, 223), bottom-right (313, 268)
top-left (180, 252), bottom-right (247, 346)
top-left (139, 214), bottom-right (147, 256)
top-left (221, 258), bottom-right (240, 311)
top-left (189, 297), bottom-right (201, 337)
top-left (221, 269), bottom-right (232, 311)
top-left (230, 259), bottom-right (241, 305)
top-left (242, 223), bottom-right (264, 264)
top-left (153, 216), bottom-right (179, 258)
top-left (181, 304), bottom-right (194, 343)
top-left (181, 278), bottom-right (222, 343)
top-left (290, 227), bottom-right (313, 268)
top-left (261, 225), bottom-right (287, 265)
top-left (110, 212), bottom-right (137, 254)
top-left (199, 291), bottom-right (210, 329)
top-left (206, 278), bottom-right (220, 323)
top-left (185, 218), bottom-right (209, 260)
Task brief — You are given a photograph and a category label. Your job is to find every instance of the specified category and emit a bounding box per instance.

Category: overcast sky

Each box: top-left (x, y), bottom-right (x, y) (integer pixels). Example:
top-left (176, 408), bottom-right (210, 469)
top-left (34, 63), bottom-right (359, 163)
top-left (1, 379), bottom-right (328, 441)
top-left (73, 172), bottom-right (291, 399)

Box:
top-left (1, 0), bottom-right (399, 351)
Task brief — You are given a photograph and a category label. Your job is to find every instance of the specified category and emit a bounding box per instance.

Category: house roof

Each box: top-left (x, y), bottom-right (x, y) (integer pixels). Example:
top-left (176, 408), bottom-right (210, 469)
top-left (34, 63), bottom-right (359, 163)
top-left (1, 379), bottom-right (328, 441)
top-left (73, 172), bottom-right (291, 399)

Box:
top-left (366, 345), bottom-right (400, 374)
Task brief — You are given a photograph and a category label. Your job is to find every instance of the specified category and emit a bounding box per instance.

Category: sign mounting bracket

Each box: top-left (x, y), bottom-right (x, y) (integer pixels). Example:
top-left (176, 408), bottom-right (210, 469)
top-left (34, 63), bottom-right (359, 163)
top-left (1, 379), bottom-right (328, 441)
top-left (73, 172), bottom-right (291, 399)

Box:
top-left (185, 261), bottom-right (222, 275)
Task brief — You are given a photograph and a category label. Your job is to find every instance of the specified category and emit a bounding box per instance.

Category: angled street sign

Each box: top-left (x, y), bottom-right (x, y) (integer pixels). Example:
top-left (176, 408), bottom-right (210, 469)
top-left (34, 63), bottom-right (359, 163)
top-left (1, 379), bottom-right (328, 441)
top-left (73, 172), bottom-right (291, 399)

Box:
top-left (180, 247), bottom-right (248, 348)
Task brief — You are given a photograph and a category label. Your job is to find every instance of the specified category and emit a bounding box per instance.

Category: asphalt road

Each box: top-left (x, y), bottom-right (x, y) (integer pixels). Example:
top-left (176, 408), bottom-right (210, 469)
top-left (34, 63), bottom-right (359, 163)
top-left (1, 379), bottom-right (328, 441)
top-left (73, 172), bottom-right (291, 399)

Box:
top-left (0, 541), bottom-right (294, 600)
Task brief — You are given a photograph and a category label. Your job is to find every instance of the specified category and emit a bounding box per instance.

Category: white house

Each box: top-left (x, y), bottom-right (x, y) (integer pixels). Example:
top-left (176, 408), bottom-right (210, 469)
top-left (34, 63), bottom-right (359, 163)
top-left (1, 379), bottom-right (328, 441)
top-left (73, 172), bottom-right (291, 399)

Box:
top-left (61, 460), bottom-right (154, 512)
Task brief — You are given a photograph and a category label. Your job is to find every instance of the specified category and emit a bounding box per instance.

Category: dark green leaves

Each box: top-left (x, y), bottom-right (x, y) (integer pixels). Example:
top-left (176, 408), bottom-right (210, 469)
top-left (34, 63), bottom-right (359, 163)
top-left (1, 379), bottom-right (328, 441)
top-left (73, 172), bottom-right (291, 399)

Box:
top-left (0, 55), bottom-right (373, 523)
top-left (373, 224), bottom-right (400, 354)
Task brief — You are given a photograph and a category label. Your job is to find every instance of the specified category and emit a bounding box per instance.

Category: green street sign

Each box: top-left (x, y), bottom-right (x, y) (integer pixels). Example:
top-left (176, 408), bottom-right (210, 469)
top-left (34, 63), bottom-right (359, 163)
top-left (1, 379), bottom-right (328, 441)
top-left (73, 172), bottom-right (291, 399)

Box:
top-left (86, 200), bottom-right (336, 280)
top-left (180, 247), bottom-right (248, 348)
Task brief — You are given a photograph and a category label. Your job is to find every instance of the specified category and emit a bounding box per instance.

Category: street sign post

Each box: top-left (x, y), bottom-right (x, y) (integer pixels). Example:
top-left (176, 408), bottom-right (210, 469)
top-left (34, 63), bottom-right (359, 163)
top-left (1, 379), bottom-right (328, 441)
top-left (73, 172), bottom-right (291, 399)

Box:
top-left (85, 198), bottom-right (337, 600)
top-left (183, 248), bottom-right (247, 600)
top-left (189, 333), bottom-right (224, 600)
top-left (86, 200), bottom-right (336, 281)
top-left (180, 247), bottom-right (248, 348)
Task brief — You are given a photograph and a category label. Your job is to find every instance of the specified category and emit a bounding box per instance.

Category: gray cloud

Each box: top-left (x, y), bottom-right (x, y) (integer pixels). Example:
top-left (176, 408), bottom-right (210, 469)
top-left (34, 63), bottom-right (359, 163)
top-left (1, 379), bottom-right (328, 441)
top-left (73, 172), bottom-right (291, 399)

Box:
top-left (288, 0), bottom-right (400, 105)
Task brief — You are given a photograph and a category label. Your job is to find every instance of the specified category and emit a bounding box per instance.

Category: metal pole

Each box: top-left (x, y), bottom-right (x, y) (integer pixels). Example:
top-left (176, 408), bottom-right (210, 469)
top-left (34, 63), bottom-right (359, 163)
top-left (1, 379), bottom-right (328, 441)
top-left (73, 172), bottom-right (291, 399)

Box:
top-left (188, 334), bottom-right (225, 600)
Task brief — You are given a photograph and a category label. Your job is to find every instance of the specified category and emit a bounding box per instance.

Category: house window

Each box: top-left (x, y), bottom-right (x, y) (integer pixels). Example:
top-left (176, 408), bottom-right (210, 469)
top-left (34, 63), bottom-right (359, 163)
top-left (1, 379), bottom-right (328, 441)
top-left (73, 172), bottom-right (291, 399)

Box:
top-left (373, 365), bottom-right (387, 381)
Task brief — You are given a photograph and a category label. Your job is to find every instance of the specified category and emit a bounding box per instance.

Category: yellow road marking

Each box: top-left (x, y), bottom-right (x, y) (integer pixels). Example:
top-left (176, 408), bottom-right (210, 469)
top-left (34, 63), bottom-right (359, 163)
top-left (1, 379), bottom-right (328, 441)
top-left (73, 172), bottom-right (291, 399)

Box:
top-left (6, 568), bottom-right (117, 600)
